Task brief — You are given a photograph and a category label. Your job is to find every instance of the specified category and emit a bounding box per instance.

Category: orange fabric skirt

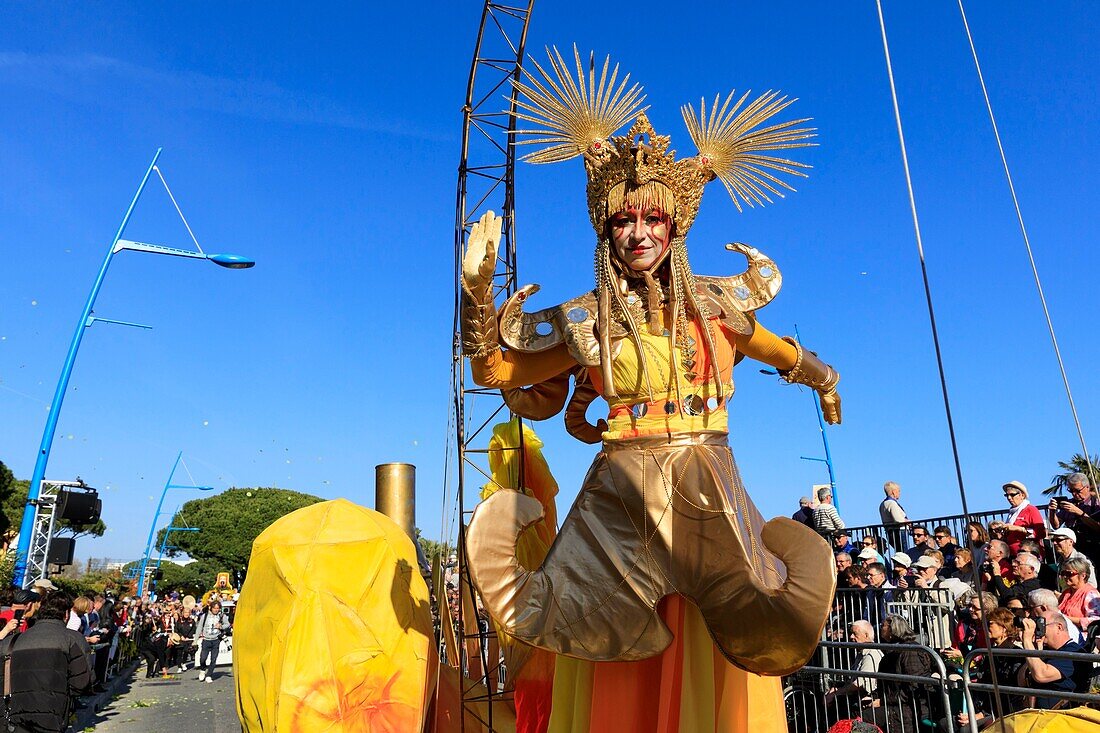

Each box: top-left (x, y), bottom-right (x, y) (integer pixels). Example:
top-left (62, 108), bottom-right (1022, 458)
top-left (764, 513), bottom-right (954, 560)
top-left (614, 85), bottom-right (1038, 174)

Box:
top-left (546, 595), bottom-right (785, 733)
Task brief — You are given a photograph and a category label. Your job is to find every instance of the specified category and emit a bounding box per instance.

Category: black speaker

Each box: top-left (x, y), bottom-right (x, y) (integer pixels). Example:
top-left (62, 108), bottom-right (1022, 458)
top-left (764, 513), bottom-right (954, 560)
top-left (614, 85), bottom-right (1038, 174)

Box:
top-left (47, 537), bottom-right (76, 566)
top-left (58, 489), bottom-right (101, 525)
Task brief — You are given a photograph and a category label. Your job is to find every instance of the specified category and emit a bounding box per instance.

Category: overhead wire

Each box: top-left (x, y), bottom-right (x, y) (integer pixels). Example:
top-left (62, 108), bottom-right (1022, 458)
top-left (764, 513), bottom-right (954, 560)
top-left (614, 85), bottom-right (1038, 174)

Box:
top-left (956, 0), bottom-right (1096, 488)
top-left (873, 0), bottom-right (1007, 724)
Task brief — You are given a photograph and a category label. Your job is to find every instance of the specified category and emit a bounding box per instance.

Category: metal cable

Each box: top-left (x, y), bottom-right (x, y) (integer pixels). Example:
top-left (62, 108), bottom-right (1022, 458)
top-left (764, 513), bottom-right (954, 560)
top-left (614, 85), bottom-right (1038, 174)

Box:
top-left (873, 2), bottom-right (1006, 724)
top-left (153, 165), bottom-right (204, 254)
top-left (956, 0), bottom-right (1096, 488)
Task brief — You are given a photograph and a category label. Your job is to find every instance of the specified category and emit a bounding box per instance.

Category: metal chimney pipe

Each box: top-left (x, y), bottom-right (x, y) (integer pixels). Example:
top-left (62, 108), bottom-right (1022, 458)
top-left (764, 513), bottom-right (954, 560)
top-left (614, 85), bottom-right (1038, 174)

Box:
top-left (375, 463), bottom-right (416, 541)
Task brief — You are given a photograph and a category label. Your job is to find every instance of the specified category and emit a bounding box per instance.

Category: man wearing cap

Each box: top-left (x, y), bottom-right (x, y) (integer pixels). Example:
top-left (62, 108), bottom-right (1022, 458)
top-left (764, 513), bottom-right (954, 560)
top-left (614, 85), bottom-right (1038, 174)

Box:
top-left (901, 555), bottom-right (962, 648)
top-left (791, 496), bottom-right (815, 528)
top-left (1050, 527), bottom-right (1096, 586)
top-left (856, 546), bottom-right (882, 568)
top-left (813, 486), bottom-right (845, 539)
top-left (32, 578), bottom-right (58, 599)
top-left (1047, 472), bottom-right (1100, 566)
top-left (834, 531), bottom-right (856, 556)
top-left (879, 481), bottom-right (910, 552)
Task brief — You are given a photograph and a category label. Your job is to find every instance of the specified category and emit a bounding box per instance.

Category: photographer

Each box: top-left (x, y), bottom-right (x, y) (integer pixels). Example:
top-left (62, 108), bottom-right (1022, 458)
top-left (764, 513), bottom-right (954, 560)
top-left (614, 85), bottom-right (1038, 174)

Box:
top-left (1018, 611), bottom-right (1088, 709)
top-left (1047, 473), bottom-right (1100, 567)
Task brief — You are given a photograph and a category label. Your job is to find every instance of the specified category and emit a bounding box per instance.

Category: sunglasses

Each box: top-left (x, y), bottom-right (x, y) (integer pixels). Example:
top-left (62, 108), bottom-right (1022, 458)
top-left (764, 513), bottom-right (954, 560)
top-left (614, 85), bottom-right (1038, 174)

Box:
top-left (934, 534), bottom-right (948, 540)
top-left (1004, 491), bottom-right (1021, 498)
top-left (1060, 571), bottom-right (1079, 578)
top-left (862, 540), bottom-right (875, 546)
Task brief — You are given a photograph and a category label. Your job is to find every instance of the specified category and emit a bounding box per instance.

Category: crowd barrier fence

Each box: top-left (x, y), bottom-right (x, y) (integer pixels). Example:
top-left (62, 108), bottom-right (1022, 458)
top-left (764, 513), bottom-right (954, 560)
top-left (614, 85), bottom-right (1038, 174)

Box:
top-left (843, 509), bottom-right (1011, 557)
top-left (786, 641), bottom-right (1100, 733)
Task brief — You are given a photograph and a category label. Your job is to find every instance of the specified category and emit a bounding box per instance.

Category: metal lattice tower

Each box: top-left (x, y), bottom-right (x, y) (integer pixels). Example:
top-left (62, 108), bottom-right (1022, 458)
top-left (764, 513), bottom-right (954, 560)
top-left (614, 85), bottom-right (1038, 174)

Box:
top-left (24, 479), bottom-right (80, 583)
top-left (450, 1), bottom-right (534, 729)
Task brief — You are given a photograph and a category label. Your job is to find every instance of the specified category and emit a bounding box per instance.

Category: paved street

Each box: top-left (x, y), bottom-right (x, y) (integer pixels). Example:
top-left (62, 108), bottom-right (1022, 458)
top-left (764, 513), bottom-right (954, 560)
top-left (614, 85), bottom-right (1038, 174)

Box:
top-left (85, 666), bottom-right (239, 733)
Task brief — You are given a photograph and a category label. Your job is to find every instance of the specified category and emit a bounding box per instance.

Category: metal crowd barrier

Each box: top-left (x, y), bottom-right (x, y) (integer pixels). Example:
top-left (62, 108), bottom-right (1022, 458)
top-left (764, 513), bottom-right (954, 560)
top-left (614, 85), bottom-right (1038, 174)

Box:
top-left (843, 510), bottom-right (1011, 555)
top-left (788, 641), bottom-right (955, 733)
top-left (786, 641), bottom-right (1100, 733)
top-left (959, 646), bottom-right (1100, 733)
top-left (828, 588), bottom-right (957, 647)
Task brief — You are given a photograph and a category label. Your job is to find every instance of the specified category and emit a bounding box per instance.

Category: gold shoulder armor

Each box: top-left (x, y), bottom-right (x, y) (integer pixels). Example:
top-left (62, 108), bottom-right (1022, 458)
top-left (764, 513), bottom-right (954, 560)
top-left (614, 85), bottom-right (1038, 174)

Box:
top-left (499, 286), bottom-right (620, 367)
top-left (695, 242), bottom-right (782, 335)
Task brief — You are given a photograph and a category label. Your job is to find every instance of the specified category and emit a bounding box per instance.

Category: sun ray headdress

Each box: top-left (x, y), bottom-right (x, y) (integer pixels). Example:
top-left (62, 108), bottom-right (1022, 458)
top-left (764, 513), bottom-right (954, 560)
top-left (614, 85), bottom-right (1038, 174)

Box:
top-left (511, 46), bottom-right (816, 399)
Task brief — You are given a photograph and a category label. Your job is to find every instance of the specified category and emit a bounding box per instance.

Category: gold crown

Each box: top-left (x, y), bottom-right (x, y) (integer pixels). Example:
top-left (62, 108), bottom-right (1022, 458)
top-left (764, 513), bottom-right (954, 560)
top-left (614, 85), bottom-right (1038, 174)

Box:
top-left (512, 46), bottom-right (816, 236)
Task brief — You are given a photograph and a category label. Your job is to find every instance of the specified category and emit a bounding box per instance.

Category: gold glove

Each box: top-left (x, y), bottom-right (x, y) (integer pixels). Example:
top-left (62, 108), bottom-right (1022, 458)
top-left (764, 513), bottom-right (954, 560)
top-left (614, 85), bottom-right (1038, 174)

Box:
top-left (780, 336), bottom-right (842, 425)
top-left (461, 211), bottom-right (503, 358)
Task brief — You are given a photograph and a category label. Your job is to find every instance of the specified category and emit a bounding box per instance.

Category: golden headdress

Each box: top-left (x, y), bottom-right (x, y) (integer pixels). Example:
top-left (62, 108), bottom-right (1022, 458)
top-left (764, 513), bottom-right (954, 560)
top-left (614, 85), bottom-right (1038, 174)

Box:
top-left (512, 45), bottom-right (816, 234)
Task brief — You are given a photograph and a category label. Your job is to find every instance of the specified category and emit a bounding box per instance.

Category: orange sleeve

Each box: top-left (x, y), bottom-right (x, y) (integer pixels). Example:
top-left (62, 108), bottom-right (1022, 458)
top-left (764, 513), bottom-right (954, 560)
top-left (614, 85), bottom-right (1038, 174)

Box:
top-left (470, 343), bottom-right (577, 389)
top-left (731, 320), bottom-right (798, 371)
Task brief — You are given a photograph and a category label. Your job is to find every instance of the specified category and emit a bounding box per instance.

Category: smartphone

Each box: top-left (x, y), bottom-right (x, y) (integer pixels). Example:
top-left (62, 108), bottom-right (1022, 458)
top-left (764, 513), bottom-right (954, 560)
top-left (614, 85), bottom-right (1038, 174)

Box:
top-left (13, 609), bottom-right (24, 621)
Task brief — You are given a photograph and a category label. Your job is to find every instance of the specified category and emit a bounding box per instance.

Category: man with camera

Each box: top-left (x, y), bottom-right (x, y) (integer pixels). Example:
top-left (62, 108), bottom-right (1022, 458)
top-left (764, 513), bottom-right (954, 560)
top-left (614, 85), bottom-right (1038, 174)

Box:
top-left (1017, 611), bottom-right (1089, 709)
top-left (1048, 474), bottom-right (1100, 567)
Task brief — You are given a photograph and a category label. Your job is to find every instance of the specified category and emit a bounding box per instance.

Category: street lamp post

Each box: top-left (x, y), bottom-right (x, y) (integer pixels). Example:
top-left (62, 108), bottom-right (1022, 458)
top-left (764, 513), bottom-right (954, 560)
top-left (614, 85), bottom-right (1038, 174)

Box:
top-left (13, 149), bottom-right (253, 587)
top-left (151, 521), bottom-right (200, 594)
top-left (759, 324), bottom-right (840, 511)
top-left (137, 452), bottom-right (214, 598)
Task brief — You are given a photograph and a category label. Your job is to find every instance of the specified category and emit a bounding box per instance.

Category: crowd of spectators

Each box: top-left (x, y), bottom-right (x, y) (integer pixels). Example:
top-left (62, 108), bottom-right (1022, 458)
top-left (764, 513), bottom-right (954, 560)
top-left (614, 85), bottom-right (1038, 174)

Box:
top-left (804, 473), bottom-right (1100, 729)
top-left (0, 582), bottom-right (233, 732)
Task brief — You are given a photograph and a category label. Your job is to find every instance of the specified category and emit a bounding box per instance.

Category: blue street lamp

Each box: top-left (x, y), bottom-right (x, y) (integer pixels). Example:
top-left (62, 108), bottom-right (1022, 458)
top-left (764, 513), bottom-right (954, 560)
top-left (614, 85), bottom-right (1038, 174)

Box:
top-left (151, 519), bottom-right (201, 594)
top-left (760, 325), bottom-right (840, 511)
top-left (137, 452), bottom-right (215, 597)
top-left (12, 149), bottom-right (253, 587)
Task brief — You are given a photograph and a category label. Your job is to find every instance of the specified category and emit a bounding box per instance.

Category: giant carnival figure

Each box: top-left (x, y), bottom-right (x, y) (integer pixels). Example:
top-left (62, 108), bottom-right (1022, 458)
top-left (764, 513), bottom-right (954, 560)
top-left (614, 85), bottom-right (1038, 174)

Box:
top-left (462, 47), bottom-right (841, 731)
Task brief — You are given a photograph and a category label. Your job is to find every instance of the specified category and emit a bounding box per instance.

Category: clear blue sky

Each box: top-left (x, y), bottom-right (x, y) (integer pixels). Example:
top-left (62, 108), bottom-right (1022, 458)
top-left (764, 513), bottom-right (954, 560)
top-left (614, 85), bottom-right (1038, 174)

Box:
top-left (1, 2), bottom-right (1096, 564)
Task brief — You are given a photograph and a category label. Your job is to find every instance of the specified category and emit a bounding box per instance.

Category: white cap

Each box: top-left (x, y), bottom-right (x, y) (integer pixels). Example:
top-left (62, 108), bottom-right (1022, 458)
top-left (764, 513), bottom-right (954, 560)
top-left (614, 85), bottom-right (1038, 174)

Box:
top-left (1051, 527), bottom-right (1077, 543)
top-left (857, 548), bottom-right (878, 560)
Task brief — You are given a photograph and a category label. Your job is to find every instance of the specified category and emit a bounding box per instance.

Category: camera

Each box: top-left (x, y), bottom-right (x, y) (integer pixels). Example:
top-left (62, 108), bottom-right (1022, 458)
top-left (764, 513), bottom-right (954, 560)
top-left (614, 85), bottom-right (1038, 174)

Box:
top-left (1013, 615), bottom-right (1045, 637)
top-left (981, 562), bottom-right (994, 574)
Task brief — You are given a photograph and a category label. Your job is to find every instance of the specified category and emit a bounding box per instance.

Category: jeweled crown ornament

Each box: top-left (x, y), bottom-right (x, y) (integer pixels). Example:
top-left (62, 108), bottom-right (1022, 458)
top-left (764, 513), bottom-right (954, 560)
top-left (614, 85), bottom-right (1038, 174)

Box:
top-left (511, 45), bottom-right (817, 234)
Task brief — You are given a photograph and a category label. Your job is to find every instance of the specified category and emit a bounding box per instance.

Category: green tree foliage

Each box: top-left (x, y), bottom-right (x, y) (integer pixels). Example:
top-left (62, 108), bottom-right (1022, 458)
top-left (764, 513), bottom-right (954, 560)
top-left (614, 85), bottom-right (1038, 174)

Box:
top-left (0, 461), bottom-right (20, 537)
top-left (416, 529), bottom-right (452, 565)
top-left (155, 487), bottom-right (324, 572)
top-left (121, 559), bottom-right (209, 596)
top-left (1046, 453), bottom-right (1100, 496)
top-left (52, 569), bottom-right (128, 598)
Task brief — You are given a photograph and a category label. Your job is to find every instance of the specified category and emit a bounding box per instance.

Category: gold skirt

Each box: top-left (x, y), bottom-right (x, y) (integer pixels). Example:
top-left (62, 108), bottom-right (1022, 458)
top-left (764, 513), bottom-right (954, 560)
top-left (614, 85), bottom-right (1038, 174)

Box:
top-left (468, 431), bottom-right (834, 676)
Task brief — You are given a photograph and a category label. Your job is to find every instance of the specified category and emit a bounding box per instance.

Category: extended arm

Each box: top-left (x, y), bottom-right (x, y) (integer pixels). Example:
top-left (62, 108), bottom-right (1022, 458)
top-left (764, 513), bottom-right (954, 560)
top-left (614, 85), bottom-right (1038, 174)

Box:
top-left (732, 321), bottom-right (842, 424)
top-left (462, 211), bottom-right (577, 389)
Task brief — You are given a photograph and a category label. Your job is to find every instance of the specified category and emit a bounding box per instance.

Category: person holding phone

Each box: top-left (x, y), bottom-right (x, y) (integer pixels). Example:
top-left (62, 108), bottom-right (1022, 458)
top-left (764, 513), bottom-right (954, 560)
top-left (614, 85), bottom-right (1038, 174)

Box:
top-left (1048, 472), bottom-right (1100, 567)
top-left (0, 590), bottom-right (40, 634)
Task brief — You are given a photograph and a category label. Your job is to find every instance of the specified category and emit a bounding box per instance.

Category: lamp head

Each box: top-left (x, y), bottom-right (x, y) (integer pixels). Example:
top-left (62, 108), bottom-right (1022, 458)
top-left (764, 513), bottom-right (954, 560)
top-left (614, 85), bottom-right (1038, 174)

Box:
top-left (208, 253), bottom-right (255, 269)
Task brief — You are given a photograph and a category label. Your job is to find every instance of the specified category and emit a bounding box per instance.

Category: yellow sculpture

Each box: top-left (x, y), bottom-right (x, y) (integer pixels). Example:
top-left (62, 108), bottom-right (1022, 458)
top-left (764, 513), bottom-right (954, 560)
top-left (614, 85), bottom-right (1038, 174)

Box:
top-left (234, 499), bottom-right (433, 732)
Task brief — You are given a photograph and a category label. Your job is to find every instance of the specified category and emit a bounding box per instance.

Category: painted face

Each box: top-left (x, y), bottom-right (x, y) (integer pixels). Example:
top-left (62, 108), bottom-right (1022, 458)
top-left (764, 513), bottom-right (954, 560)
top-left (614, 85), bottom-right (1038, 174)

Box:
top-left (609, 207), bottom-right (671, 272)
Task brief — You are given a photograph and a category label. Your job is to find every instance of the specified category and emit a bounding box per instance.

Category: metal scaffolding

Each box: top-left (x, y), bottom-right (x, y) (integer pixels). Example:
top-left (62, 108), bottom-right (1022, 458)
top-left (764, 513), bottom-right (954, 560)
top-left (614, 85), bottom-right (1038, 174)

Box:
top-left (450, 1), bottom-right (534, 729)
